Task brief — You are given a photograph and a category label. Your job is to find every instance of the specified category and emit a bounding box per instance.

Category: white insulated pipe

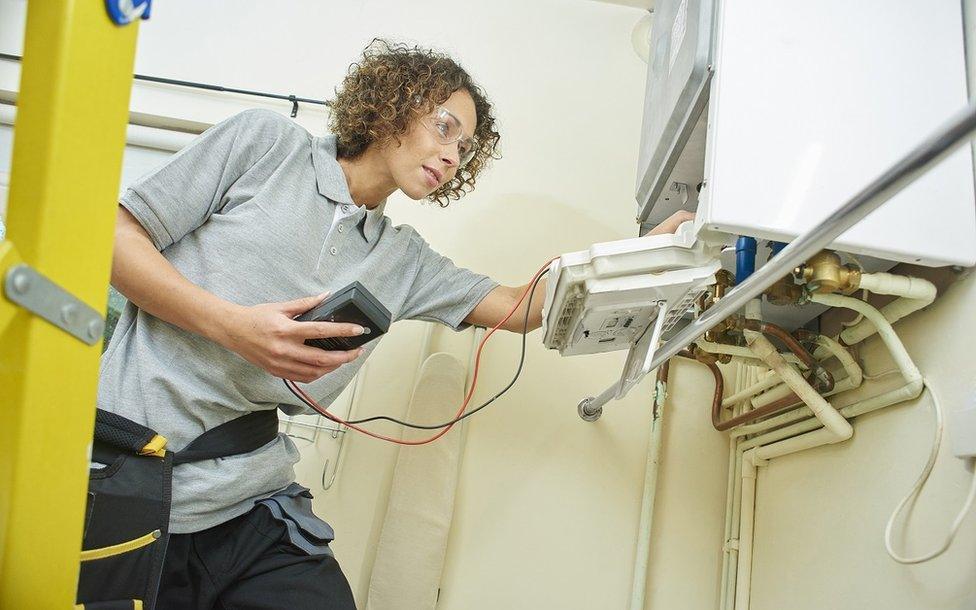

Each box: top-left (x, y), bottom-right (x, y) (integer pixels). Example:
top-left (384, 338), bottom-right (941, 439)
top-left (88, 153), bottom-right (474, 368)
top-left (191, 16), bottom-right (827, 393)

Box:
top-left (695, 339), bottom-right (805, 368)
top-left (735, 449), bottom-right (760, 610)
top-left (735, 293), bottom-right (918, 439)
top-left (719, 437), bottom-right (739, 610)
top-left (733, 333), bottom-right (853, 610)
top-left (745, 334), bottom-right (864, 413)
top-left (841, 273), bottom-right (936, 345)
top-left (725, 297), bottom-right (922, 610)
top-left (813, 334), bottom-right (863, 389)
top-left (629, 376), bottom-right (669, 610)
top-left (743, 332), bottom-right (853, 441)
top-left (722, 370), bottom-right (780, 408)
top-left (813, 294), bottom-right (922, 384)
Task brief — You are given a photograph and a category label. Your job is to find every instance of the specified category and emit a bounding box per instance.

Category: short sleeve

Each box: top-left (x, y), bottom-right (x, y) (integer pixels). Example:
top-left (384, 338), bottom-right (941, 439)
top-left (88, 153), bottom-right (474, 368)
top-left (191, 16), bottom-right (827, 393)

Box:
top-left (119, 109), bottom-right (289, 250)
top-left (398, 232), bottom-right (499, 331)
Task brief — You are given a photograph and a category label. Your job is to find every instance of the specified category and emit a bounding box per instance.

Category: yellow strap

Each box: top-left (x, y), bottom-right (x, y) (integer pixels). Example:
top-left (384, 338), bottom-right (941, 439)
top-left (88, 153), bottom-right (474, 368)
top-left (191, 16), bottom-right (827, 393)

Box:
top-left (79, 530), bottom-right (160, 562)
top-left (138, 434), bottom-right (167, 457)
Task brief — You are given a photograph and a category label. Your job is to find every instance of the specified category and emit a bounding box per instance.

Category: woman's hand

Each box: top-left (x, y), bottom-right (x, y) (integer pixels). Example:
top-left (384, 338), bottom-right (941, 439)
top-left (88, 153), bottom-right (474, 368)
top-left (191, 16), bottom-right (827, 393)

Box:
top-left (643, 210), bottom-right (696, 236)
top-left (217, 293), bottom-right (367, 383)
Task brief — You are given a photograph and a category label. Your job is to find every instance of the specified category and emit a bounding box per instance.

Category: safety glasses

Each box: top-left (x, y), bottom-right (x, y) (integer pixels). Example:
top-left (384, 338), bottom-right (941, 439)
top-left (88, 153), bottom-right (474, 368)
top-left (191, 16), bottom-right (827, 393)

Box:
top-left (421, 106), bottom-right (478, 167)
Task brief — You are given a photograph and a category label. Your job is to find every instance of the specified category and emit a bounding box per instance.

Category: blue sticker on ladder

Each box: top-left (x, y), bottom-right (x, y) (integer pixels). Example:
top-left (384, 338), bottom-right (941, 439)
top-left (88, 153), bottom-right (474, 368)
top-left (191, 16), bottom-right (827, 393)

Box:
top-left (105, 0), bottom-right (152, 26)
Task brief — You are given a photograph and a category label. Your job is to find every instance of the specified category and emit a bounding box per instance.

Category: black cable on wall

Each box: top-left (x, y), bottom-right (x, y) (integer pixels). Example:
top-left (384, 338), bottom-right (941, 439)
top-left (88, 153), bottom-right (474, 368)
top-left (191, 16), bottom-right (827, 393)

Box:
top-left (0, 52), bottom-right (327, 117)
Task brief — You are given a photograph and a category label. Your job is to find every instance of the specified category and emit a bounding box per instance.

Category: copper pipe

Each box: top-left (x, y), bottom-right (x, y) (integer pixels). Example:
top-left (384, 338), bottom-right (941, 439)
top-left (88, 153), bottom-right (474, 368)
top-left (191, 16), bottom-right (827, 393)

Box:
top-left (751, 392), bottom-right (805, 415)
top-left (703, 360), bottom-right (725, 431)
top-left (708, 323), bottom-right (834, 431)
top-left (664, 349), bottom-right (726, 433)
top-left (735, 319), bottom-right (835, 393)
top-left (713, 390), bottom-right (803, 431)
top-left (676, 347), bottom-right (793, 433)
top-left (657, 359), bottom-right (671, 383)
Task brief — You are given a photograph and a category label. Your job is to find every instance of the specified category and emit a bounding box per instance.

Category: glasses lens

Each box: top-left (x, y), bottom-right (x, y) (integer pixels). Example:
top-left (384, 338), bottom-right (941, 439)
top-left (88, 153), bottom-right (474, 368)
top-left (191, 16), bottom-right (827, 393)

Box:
top-left (424, 107), bottom-right (477, 166)
top-left (429, 108), bottom-right (461, 143)
top-left (458, 139), bottom-right (477, 166)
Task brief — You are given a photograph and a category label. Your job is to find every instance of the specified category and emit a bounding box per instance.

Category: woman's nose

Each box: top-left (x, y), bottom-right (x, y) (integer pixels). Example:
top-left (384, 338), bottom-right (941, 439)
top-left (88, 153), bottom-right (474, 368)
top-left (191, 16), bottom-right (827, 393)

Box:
top-left (440, 143), bottom-right (459, 167)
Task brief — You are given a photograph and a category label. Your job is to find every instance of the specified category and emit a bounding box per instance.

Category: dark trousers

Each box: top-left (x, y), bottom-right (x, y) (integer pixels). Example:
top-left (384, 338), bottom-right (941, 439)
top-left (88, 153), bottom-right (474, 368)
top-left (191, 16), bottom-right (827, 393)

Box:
top-left (156, 504), bottom-right (357, 610)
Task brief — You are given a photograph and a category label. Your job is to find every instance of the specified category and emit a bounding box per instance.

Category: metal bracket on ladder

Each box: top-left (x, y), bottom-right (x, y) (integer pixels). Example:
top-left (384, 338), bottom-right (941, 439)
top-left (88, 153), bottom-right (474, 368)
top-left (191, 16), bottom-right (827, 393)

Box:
top-left (3, 264), bottom-right (105, 345)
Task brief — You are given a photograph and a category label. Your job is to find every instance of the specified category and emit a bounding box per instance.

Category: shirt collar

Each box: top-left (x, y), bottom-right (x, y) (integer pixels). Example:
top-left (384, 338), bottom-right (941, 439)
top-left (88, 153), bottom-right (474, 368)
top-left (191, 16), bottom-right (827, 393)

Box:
top-left (312, 135), bottom-right (386, 243)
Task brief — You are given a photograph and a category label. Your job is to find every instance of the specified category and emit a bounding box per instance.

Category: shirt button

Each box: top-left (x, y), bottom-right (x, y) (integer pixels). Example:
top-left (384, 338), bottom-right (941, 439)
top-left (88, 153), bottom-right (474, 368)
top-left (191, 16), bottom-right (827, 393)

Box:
top-left (341, 205), bottom-right (350, 213)
top-left (330, 246), bottom-right (338, 256)
top-left (337, 225), bottom-right (344, 233)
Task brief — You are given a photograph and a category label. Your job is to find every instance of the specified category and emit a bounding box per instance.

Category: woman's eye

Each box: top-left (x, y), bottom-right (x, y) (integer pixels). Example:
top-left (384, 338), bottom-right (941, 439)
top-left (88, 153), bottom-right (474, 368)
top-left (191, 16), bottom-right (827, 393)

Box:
top-left (435, 122), bottom-right (450, 137)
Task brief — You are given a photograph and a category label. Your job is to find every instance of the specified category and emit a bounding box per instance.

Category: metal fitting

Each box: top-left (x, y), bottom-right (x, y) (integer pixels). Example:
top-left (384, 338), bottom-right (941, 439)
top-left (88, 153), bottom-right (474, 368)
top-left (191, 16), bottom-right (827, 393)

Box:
top-left (713, 269), bottom-right (735, 300)
top-left (703, 315), bottom-right (736, 344)
top-left (764, 275), bottom-right (804, 305)
top-left (794, 250), bottom-right (862, 294)
top-left (690, 344), bottom-right (730, 365)
top-left (578, 397), bottom-right (602, 422)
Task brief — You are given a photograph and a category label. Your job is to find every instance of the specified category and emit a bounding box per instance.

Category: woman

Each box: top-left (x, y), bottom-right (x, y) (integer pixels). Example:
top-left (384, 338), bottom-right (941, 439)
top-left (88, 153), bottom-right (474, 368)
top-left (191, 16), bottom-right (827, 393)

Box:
top-left (94, 40), bottom-right (691, 609)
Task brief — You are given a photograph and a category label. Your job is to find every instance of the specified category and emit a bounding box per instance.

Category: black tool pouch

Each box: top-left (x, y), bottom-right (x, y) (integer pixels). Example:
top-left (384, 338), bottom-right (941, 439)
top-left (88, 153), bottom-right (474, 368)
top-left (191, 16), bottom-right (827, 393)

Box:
top-left (76, 408), bottom-right (279, 610)
top-left (76, 410), bottom-right (172, 610)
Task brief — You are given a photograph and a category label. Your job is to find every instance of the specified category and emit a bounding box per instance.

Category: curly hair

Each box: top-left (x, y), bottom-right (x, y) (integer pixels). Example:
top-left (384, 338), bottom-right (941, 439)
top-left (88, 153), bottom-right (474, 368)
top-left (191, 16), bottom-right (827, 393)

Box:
top-left (327, 39), bottom-right (501, 206)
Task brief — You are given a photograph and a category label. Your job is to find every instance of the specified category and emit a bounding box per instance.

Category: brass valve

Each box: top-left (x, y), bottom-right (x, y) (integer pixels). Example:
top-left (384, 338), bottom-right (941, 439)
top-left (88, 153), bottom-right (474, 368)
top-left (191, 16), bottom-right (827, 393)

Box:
top-left (794, 250), bottom-right (862, 294)
top-left (765, 275), bottom-right (804, 305)
top-left (713, 269), bottom-right (735, 300)
top-left (703, 315), bottom-right (736, 342)
top-left (690, 344), bottom-right (731, 365)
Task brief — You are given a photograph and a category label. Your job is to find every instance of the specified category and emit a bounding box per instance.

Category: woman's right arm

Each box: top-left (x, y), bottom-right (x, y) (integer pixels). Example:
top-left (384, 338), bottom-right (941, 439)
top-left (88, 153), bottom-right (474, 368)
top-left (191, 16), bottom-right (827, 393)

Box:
top-left (111, 205), bottom-right (365, 383)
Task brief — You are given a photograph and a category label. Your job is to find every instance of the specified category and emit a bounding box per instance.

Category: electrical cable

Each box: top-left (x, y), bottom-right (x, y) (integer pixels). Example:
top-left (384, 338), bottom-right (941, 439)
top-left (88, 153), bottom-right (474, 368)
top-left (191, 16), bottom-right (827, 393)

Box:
top-left (282, 258), bottom-right (556, 445)
top-left (884, 380), bottom-right (976, 564)
top-left (283, 261), bottom-right (550, 443)
top-left (0, 52), bottom-right (328, 116)
top-left (345, 266), bottom-right (549, 429)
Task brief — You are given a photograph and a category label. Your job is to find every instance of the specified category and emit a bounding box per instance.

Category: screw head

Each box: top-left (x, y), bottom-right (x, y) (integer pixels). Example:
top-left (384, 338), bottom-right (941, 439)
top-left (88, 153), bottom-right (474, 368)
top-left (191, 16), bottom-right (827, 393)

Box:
top-left (60, 303), bottom-right (79, 325)
top-left (10, 269), bottom-right (31, 294)
top-left (87, 319), bottom-right (103, 342)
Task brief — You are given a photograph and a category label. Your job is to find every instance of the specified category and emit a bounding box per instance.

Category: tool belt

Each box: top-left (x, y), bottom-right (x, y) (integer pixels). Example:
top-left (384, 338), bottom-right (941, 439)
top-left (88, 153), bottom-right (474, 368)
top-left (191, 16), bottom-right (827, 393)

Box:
top-left (75, 408), bottom-right (279, 610)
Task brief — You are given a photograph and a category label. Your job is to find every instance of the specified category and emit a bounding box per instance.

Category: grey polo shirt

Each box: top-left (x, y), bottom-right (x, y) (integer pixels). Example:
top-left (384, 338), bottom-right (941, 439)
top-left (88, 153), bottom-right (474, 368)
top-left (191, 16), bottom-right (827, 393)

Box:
top-left (98, 109), bottom-right (498, 534)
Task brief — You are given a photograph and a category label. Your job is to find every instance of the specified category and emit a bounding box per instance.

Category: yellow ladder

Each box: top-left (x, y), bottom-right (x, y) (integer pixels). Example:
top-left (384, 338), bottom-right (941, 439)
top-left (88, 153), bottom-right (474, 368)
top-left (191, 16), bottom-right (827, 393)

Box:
top-left (0, 1), bottom-right (139, 606)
